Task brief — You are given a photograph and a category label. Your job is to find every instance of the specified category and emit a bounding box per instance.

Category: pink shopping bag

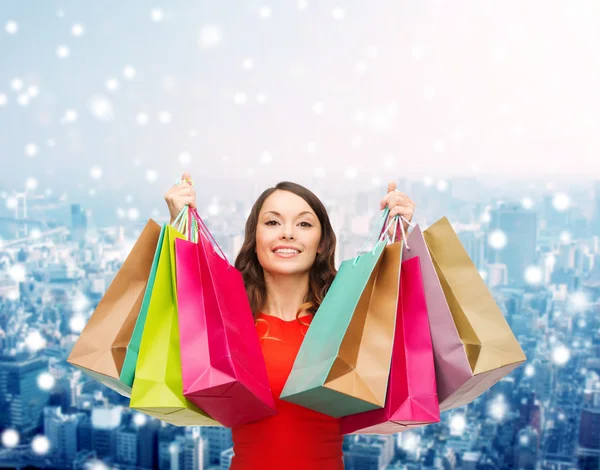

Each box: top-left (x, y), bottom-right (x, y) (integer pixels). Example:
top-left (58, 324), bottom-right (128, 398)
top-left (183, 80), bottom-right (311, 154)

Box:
top-left (175, 208), bottom-right (277, 427)
top-left (341, 256), bottom-right (440, 434)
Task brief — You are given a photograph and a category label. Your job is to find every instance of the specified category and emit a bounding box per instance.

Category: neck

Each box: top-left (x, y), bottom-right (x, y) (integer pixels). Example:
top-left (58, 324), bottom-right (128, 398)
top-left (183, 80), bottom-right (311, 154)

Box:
top-left (261, 270), bottom-right (311, 321)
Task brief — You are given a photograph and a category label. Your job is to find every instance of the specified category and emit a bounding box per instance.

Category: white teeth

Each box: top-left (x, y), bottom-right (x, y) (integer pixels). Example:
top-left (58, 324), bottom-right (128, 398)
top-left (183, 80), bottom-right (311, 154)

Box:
top-left (274, 249), bottom-right (299, 254)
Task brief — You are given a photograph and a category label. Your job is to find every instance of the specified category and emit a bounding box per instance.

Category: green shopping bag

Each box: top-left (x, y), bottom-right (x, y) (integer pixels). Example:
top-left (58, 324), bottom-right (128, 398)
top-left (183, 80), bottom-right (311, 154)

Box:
top-left (281, 208), bottom-right (401, 417)
top-left (119, 224), bottom-right (166, 389)
top-left (129, 209), bottom-right (219, 427)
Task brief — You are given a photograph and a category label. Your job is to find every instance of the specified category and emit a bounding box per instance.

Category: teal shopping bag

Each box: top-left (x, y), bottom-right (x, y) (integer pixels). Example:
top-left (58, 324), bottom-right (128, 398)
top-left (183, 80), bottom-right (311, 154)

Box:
top-left (280, 208), bottom-right (402, 417)
top-left (119, 224), bottom-right (166, 388)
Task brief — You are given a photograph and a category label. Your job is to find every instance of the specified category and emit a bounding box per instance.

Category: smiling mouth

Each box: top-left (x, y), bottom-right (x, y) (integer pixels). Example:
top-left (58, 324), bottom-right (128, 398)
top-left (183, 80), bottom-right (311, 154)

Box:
top-left (272, 249), bottom-right (301, 257)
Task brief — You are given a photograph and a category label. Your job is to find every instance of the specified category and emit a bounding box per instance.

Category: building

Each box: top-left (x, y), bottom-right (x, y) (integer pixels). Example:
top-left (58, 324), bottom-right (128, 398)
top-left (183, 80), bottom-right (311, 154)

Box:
top-left (0, 352), bottom-right (50, 437)
top-left (487, 203), bottom-right (537, 285)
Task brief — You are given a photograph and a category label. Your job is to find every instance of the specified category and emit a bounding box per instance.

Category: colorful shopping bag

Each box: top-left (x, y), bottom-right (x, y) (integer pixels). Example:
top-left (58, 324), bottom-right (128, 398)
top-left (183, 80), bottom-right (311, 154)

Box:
top-left (341, 255), bottom-right (440, 434)
top-left (129, 212), bottom-right (219, 427)
top-left (67, 219), bottom-right (162, 397)
top-left (280, 209), bottom-right (400, 417)
top-left (175, 208), bottom-right (276, 428)
top-left (422, 217), bottom-right (527, 411)
top-left (120, 224), bottom-right (166, 389)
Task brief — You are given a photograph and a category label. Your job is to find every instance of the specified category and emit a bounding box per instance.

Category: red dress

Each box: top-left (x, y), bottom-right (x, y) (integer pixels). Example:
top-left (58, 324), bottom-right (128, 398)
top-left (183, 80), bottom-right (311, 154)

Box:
top-left (230, 312), bottom-right (344, 470)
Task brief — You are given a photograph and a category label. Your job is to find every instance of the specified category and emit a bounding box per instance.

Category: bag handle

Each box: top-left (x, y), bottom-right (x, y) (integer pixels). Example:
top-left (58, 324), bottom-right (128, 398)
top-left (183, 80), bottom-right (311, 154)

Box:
top-left (352, 206), bottom-right (394, 265)
top-left (190, 208), bottom-right (232, 269)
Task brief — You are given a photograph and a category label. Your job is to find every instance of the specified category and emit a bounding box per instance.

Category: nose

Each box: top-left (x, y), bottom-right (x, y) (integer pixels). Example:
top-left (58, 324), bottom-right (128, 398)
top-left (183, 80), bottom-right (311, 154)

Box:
top-left (280, 223), bottom-right (295, 240)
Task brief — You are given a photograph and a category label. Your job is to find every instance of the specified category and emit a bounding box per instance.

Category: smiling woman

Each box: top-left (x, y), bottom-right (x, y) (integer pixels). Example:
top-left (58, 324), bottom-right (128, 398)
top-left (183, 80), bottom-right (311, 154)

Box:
top-left (163, 175), bottom-right (415, 469)
top-left (234, 181), bottom-right (338, 324)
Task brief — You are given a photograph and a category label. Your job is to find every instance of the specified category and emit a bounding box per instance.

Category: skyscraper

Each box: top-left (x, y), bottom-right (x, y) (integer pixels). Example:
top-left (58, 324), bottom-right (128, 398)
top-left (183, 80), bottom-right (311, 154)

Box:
top-left (0, 352), bottom-right (50, 437)
top-left (70, 204), bottom-right (88, 246)
top-left (487, 203), bottom-right (537, 285)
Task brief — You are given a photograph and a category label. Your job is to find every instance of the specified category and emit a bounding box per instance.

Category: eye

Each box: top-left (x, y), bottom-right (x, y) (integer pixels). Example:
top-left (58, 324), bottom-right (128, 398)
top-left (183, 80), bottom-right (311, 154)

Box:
top-left (265, 220), bottom-right (279, 226)
top-left (299, 221), bottom-right (313, 227)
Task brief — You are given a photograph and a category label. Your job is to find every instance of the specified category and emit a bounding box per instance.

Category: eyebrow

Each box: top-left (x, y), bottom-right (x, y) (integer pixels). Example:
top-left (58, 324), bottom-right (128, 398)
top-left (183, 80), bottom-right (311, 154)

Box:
top-left (262, 210), bottom-right (316, 218)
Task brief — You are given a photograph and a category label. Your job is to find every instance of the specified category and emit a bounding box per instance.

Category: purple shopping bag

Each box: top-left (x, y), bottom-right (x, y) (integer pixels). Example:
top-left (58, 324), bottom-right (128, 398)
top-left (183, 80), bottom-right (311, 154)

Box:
top-left (341, 256), bottom-right (440, 434)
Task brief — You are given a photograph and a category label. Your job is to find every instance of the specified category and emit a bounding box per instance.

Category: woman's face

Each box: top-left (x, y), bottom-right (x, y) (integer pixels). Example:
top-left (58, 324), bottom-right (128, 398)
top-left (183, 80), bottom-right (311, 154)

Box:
top-left (255, 190), bottom-right (322, 276)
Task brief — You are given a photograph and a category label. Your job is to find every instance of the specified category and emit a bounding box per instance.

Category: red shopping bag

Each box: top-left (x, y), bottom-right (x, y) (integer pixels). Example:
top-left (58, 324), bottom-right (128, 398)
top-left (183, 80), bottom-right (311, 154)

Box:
top-left (175, 208), bottom-right (277, 427)
top-left (341, 256), bottom-right (440, 434)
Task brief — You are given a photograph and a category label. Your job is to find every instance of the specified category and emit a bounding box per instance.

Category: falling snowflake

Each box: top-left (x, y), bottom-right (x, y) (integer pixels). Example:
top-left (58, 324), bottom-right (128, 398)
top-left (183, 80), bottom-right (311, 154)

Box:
top-left (297, 0), bottom-right (308, 10)
top-left (5, 20), bottom-right (18, 35)
top-left (242, 58), bottom-right (254, 70)
top-left (383, 156), bottom-right (395, 169)
top-left (259, 6), bottom-right (272, 18)
top-left (158, 111), bottom-right (172, 123)
top-left (150, 8), bottom-right (164, 22)
top-left (25, 143), bottom-right (39, 157)
top-left (256, 93), bottom-right (267, 104)
top-left (11, 78), bottom-right (23, 91)
top-left (552, 192), bottom-right (570, 212)
top-left (0, 93), bottom-right (7, 106)
top-left (354, 60), bottom-right (369, 73)
top-left (64, 109), bottom-right (78, 123)
top-left (179, 152), bottom-right (191, 164)
top-left (1, 429), bottom-right (19, 448)
top-left (524, 364), bottom-right (535, 377)
top-left (559, 231), bottom-right (572, 243)
top-left (436, 180), bottom-right (449, 192)
top-left (524, 266), bottom-right (542, 285)
top-left (25, 330), bottom-right (47, 353)
top-left (56, 45), bottom-right (70, 59)
top-left (366, 46), bottom-right (378, 59)
top-left (450, 414), bottom-right (466, 435)
top-left (146, 170), bottom-right (158, 182)
top-left (521, 197), bottom-right (534, 209)
top-left (31, 435), bottom-right (50, 455)
top-left (234, 92), bottom-right (247, 105)
top-left (552, 345), bottom-right (570, 365)
top-left (345, 167), bottom-right (358, 179)
top-left (128, 208), bottom-right (140, 220)
top-left (9, 264), bottom-right (26, 282)
top-left (17, 94), bottom-right (30, 106)
top-left (332, 8), bottom-right (345, 20)
top-left (198, 25), bottom-right (221, 48)
top-left (489, 395), bottom-right (508, 421)
top-left (72, 24), bottom-right (84, 36)
top-left (105, 78), bottom-right (119, 92)
top-left (90, 166), bottom-right (103, 179)
top-left (123, 65), bottom-right (136, 79)
top-left (25, 177), bottom-right (38, 190)
top-left (37, 372), bottom-right (56, 391)
top-left (488, 229), bottom-right (507, 250)
top-left (27, 85), bottom-right (39, 98)
top-left (136, 112), bottom-right (149, 125)
top-left (133, 413), bottom-right (147, 427)
top-left (88, 95), bottom-right (114, 121)
top-left (313, 102), bottom-right (325, 114)
top-left (260, 152), bottom-right (273, 165)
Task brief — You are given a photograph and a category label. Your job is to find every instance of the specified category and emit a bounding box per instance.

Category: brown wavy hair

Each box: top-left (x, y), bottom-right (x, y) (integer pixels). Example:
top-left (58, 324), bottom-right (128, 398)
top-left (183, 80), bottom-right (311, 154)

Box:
top-left (234, 181), bottom-right (338, 329)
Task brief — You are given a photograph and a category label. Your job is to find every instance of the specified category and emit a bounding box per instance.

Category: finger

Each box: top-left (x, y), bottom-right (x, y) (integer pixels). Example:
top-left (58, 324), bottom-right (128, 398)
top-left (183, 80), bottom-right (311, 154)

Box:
top-left (387, 181), bottom-right (396, 193)
top-left (181, 171), bottom-right (192, 182)
top-left (392, 190), bottom-right (408, 198)
top-left (389, 205), bottom-right (414, 218)
top-left (177, 187), bottom-right (196, 197)
top-left (386, 194), bottom-right (409, 209)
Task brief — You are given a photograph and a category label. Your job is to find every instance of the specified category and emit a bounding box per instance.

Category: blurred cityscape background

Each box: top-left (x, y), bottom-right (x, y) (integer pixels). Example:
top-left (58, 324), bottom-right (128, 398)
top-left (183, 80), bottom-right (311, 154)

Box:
top-left (2, 0), bottom-right (600, 468)
top-left (1, 176), bottom-right (599, 469)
